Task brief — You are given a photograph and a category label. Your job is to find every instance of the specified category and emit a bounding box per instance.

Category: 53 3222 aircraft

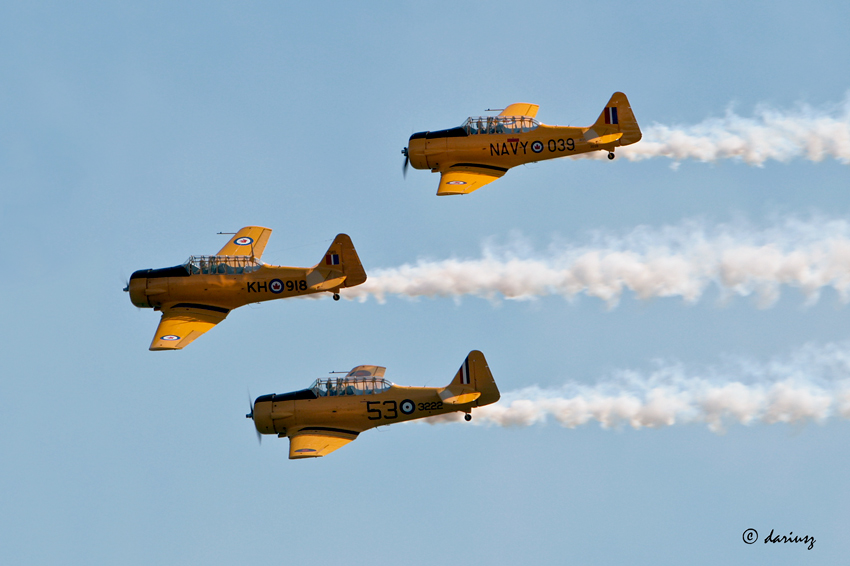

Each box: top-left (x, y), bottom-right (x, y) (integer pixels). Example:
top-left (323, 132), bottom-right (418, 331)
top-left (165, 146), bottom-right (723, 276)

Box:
top-left (401, 92), bottom-right (641, 195)
top-left (247, 350), bottom-right (499, 459)
top-left (125, 226), bottom-right (367, 350)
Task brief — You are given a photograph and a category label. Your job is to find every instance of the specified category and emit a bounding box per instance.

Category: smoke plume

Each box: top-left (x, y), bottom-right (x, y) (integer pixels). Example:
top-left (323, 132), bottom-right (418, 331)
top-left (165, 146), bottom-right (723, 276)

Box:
top-left (428, 341), bottom-right (850, 432)
top-left (594, 95), bottom-right (850, 166)
top-left (345, 217), bottom-right (850, 308)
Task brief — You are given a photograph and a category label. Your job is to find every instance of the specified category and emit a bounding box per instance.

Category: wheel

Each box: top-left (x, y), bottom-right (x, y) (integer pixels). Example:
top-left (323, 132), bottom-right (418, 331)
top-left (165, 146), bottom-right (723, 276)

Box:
top-left (333, 293), bottom-right (340, 301)
top-left (464, 414), bottom-right (472, 422)
top-left (608, 152), bottom-right (615, 160)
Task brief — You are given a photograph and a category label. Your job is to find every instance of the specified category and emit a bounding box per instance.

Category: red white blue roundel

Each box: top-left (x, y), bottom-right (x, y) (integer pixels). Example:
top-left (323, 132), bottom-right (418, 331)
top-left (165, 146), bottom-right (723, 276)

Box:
top-left (531, 141), bottom-right (544, 153)
top-left (160, 335), bottom-right (181, 341)
top-left (446, 180), bottom-right (467, 185)
top-left (269, 279), bottom-right (284, 293)
top-left (400, 399), bottom-right (415, 415)
top-left (234, 236), bottom-right (253, 246)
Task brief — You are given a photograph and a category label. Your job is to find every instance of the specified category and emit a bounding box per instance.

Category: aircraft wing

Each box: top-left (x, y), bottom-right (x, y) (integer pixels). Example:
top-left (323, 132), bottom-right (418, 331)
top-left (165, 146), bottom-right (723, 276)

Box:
top-left (216, 226), bottom-right (272, 259)
top-left (149, 304), bottom-right (230, 351)
top-left (499, 103), bottom-right (539, 118)
top-left (437, 170), bottom-right (504, 196)
top-left (288, 427), bottom-right (360, 459)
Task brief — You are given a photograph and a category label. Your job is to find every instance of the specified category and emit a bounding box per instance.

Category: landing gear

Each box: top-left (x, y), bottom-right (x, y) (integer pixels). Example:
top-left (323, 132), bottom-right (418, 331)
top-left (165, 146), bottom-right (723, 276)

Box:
top-left (333, 293), bottom-right (340, 301)
top-left (464, 414), bottom-right (472, 422)
top-left (608, 152), bottom-right (615, 160)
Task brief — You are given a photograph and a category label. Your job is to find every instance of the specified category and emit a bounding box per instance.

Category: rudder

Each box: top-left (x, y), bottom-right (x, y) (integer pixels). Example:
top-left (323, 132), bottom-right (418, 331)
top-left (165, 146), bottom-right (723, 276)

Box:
top-left (317, 234), bottom-right (367, 288)
top-left (591, 92), bottom-right (642, 146)
top-left (446, 350), bottom-right (500, 407)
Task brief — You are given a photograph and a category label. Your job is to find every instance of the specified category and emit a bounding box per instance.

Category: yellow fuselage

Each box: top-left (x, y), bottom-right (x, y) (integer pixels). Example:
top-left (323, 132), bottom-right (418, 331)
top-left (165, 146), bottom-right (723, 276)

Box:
top-left (128, 264), bottom-right (345, 311)
top-left (408, 124), bottom-right (624, 172)
top-left (252, 384), bottom-right (484, 437)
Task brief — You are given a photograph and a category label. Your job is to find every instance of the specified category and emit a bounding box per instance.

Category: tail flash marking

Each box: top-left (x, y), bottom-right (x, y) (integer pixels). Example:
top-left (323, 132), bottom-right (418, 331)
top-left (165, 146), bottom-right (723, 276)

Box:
top-left (326, 253), bottom-right (340, 266)
top-left (461, 358), bottom-right (470, 385)
top-left (604, 107), bottom-right (619, 125)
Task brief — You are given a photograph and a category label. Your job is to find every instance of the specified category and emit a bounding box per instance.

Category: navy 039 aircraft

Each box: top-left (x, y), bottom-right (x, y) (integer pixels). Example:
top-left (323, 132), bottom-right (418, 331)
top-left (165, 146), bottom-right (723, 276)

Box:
top-left (247, 350), bottom-right (499, 459)
top-left (401, 92), bottom-right (641, 195)
top-left (126, 226), bottom-right (367, 351)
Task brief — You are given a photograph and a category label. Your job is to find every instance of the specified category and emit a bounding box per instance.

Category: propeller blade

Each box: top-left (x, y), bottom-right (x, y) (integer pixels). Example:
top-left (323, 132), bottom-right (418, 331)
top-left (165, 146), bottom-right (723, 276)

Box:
top-left (402, 147), bottom-right (409, 178)
top-left (246, 390), bottom-right (261, 445)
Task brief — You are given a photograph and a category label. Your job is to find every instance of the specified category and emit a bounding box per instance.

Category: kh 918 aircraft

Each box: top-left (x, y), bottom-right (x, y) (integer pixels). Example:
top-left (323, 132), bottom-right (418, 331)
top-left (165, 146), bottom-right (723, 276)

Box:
top-left (247, 350), bottom-right (499, 459)
top-left (401, 92), bottom-right (641, 195)
top-left (126, 226), bottom-right (367, 351)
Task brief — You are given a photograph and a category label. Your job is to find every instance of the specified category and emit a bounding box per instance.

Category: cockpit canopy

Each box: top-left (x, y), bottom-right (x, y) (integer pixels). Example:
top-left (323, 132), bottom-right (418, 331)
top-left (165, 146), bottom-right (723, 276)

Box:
top-left (182, 255), bottom-right (264, 275)
top-left (310, 376), bottom-right (393, 397)
top-left (463, 115), bottom-right (539, 135)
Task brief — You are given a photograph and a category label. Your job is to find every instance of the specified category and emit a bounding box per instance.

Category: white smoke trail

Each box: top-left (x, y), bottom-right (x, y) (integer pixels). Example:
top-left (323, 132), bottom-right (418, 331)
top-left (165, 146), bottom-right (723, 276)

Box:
top-left (428, 341), bottom-right (850, 432)
top-left (345, 217), bottom-right (850, 308)
top-left (587, 95), bottom-right (850, 165)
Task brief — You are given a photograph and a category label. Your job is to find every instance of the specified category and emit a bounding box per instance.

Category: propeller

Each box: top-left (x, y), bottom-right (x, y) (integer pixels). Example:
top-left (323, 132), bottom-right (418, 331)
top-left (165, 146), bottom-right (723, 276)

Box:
top-left (401, 147), bottom-right (409, 178)
top-left (246, 390), bottom-right (261, 445)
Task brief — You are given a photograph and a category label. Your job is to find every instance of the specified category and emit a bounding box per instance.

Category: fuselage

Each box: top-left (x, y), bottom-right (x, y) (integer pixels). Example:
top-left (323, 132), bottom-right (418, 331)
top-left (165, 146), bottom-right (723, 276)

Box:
top-left (252, 383), bottom-right (487, 437)
top-left (128, 258), bottom-right (345, 311)
top-left (408, 122), bottom-right (634, 173)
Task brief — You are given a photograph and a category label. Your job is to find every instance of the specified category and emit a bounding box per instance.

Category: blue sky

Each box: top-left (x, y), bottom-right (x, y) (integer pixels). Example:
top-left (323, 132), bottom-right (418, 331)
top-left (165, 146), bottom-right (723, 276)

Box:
top-left (2, 2), bottom-right (849, 564)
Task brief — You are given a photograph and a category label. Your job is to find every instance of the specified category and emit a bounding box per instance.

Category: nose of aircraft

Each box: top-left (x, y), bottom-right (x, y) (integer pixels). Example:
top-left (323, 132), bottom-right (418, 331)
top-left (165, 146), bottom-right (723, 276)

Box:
top-left (248, 394), bottom-right (275, 436)
top-left (405, 133), bottom-right (429, 171)
top-left (126, 271), bottom-right (150, 308)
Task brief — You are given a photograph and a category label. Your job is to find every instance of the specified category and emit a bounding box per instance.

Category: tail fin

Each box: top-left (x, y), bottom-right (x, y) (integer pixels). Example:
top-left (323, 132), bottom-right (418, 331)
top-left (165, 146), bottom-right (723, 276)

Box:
top-left (441, 350), bottom-right (500, 407)
top-left (588, 92), bottom-right (642, 147)
top-left (315, 234), bottom-right (367, 289)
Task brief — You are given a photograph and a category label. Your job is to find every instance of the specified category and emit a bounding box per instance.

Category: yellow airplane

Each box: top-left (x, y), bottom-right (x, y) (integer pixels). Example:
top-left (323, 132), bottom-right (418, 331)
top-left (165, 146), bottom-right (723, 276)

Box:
top-left (248, 350), bottom-right (500, 459)
top-left (126, 226), bottom-right (367, 351)
top-left (401, 92), bottom-right (642, 195)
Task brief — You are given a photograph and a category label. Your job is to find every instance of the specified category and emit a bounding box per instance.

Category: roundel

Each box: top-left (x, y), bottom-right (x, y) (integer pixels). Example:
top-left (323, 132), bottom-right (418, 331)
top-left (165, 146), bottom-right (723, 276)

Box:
top-left (446, 180), bottom-right (467, 185)
top-left (400, 399), bottom-right (415, 415)
top-left (234, 236), bottom-right (254, 246)
top-left (531, 141), bottom-right (544, 153)
top-left (269, 279), bottom-right (284, 294)
top-left (160, 335), bottom-right (181, 341)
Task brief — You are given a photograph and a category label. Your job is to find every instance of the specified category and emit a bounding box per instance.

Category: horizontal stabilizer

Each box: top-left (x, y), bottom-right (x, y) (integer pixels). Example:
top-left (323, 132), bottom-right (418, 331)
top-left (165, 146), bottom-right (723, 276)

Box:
top-left (584, 132), bottom-right (624, 146)
top-left (439, 388), bottom-right (482, 405)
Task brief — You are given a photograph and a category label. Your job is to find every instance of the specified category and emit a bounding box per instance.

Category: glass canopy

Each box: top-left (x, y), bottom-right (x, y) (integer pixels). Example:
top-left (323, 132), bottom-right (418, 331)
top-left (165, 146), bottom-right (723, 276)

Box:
top-left (462, 115), bottom-right (539, 135)
top-left (182, 255), bottom-right (264, 275)
top-left (310, 376), bottom-right (393, 397)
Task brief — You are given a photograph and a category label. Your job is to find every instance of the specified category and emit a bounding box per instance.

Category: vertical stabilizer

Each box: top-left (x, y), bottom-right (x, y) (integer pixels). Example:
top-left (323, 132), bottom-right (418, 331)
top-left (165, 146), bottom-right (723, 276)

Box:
top-left (589, 92), bottom-right (642, 146)
top-left (443, 350), bottom-right (500, 407)
top-left (315, 234), bottom-right (367, 289)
